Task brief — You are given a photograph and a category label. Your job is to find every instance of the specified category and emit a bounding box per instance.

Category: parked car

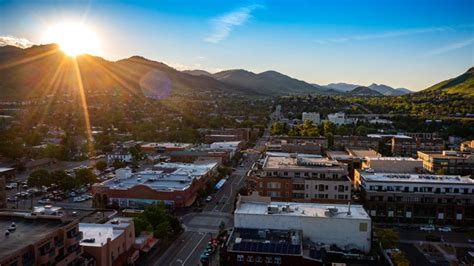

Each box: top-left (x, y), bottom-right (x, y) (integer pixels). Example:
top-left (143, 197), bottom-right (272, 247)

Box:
top-left (205, 196), bottom-right (213, 202)
top-left (38, 199), bottom-right (52, 204)
top-left (467, 239), bottom-right (474, 243)
top-left (7, 197), bottom-right (18, 202)
top-left (420, 225), bottom-right (435, 231)
top-left (438, 227), bottom-right (452, 232)
top-left (5, 183), bottom-right (17, 190)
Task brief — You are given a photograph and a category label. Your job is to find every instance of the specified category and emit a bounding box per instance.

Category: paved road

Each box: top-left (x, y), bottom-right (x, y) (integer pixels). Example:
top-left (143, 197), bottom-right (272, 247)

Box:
top-left (151, 127), bottom-right (270, 266)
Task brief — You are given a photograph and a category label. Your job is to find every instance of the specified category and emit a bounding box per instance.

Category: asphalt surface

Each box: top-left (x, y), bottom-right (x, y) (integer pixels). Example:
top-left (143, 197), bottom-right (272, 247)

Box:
top-left (151, 128), bottom-right (270, 266)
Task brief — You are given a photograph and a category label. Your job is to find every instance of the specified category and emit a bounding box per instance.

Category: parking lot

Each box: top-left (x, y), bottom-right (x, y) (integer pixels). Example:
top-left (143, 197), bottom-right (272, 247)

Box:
top-left (376, 224), bottom-right (474, 265)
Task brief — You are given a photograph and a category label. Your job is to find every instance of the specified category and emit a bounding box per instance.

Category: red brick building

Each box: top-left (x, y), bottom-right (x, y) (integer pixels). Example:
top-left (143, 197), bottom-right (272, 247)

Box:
top-left (93, 163), bottom-right (218, 208)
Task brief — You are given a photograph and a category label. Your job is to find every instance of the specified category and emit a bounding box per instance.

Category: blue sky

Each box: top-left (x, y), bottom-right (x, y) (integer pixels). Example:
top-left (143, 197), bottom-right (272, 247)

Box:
top-left (0, 0), bottom-right (473, 91)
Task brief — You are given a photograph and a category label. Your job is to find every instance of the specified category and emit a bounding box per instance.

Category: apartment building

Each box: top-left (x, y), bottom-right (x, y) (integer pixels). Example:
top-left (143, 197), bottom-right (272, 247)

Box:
top-left (357, 170), bottom-right (474, 225)
top-left (249, 154), bottom-right (351, 203)
top-left (417, 151), bottom-right (474, 176)
top-left (79, 217), bottom-right (139, 266)
top-left (392, 136), bottom-right (445, 157)
top-left (0, 207), bottom-right (83, 266)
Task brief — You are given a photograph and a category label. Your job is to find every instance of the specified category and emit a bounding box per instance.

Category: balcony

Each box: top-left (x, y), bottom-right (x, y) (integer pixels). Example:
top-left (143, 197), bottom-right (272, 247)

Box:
top-left (38, 253), bottom-right (51, 264)
top-left (55, 239), bottom-right (64, 247)
top-left (65, 232), bottom-right (82, 246)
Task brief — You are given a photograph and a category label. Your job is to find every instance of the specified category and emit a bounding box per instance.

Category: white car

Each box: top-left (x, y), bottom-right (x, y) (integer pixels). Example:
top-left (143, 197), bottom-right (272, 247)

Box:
top-left (437, 227), bottom-right (451, 232)
top-left (205, 196), bottom-right (213, 202)
top-left (420, 225), bottom-right (435, 231)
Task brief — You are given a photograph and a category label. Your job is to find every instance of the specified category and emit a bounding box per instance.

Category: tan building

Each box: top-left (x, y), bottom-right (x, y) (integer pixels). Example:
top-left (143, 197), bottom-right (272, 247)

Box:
top-left (461, 140), bottom-right (474, 152)
top-left (417, 151), bottom-right (474, 176)
top-left (346, 148), bottom-right (380, 158)
top-left (362, 157), bottom-right (423, 173)
top-left (0, 207), bottom-right (83, 266)
top-left (249, 154), bottom-right (351, 203)
top-left (79, 217), bottom-right (139, 266)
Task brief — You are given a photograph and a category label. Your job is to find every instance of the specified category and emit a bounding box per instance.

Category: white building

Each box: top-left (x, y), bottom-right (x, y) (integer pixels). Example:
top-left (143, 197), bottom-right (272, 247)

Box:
top-left (327, 112), bottom-right (347, 125)
top-left (107, 153), bottom-right (132, 163)
top-left (209, 141), bottom-right (243, 158)
top-left (302, 112), bottom-right (320, 125)
top-left (234, 193), bottom-right (372, 252)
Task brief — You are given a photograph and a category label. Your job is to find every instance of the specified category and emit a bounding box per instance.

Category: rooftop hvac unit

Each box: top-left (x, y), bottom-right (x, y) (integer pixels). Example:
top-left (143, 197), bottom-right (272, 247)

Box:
top-left (325, 207), bottom-right (339, 217)
top-left (267, 205), bottom-right (279, 214)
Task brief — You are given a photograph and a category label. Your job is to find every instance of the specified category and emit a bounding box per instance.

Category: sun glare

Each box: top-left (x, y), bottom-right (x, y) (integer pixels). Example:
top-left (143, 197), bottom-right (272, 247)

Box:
top-left (44, 22), bottom-right (101, 57)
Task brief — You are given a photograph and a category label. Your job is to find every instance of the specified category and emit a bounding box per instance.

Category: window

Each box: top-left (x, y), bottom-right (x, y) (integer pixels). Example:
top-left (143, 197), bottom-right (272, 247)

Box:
top-left (359, 223), bottom-right (368, 232)
top-left (275, 257), bottom-right (282, 264)
top-left (304, 172), bottom-right (309, 177)
top-left (256, 256), bottom-right (263, 263)
top-left (265, 257), bottom-right (273, 264)
top-left (237, 255), bottom-right (244, 262)
top-left (283, 172), bottom-right (288, 176)
top-left (318, 184), bottom-right (325, 191)
top-left (320, 173), bottom-right (326, 179)
top-left (247, 256), bottom-right (254, 262)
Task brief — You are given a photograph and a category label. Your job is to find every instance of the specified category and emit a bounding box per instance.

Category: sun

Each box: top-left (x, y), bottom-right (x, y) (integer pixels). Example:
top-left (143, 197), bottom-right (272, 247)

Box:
top-left (44, 22), bottom-right (102, 57)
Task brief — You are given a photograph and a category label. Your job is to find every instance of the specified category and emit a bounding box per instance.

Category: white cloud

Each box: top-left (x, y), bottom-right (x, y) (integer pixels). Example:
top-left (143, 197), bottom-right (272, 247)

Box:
top-left (204, 4), bottom-right (263, 43)
top-left (0, 36), bottom-right (34, 48)
top-left (427, 38), bottom-right (474, 55)
top-left (314, 26), bottom-right (454, 44)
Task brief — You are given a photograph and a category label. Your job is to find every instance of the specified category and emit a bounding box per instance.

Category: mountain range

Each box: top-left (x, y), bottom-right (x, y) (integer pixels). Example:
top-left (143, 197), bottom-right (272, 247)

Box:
top-left (346, 86), bottom-right (383, 97)
top-left (323, 82), bottom-right (412, 96)
top-left (0, 44), bottom-right (472, 100)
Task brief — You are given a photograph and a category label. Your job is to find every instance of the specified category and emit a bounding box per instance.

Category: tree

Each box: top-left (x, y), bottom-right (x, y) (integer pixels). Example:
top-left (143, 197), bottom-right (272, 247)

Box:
top-left (391, 251), bottom-right (410, 266)
top-left (51, 170), bottom-right (78, 191)
top-left (28, 169), bottom-right (50, 187)
top-left (112, 159), bottom-right (127, 169)
top-left (355, 125), bottom-right (368, 136)
top-left (133, 204), bottom-right (182, 239)
top-left (95, 160), bottom-right (107, 172)
top-left (270, 122), bottom-right (285, 135)
top-left (376, 228), bottom-right (399, 249)
top-left (129, 144), bottom-right (144, 161)
top-left (75, 168), bottom-right (97, 185)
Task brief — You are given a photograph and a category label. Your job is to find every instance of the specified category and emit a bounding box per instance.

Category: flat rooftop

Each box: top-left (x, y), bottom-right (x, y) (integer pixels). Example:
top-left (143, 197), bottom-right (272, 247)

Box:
top-left (347, 149), bottom-right (380, 158)
top-left (365, 157), bottom-right (421, 161)
top-left (141, 142), bottom-right (192, 148)
top-left (418, 151), bottom-right (474, 160)
top-left (228, 228), bottom-right (302, 255)
top-left (101, 162), bottom-right (217, 191)
top-left (263, 155), bottom-right (343, 170)
top-left (266, 152), bottom-right (322, 158)
top-left (367, 134), bottom-right (411, 139)
top-left (80, 222), bottom-right (128, 247)
top-left (0, 214), bottom-right (71, 258)
top-left (0, 167), bottom-right (15, 173)
top-left (236, 201), bottom-right (370, 220)
top-left (360, 172), bottom-right (474, 184)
